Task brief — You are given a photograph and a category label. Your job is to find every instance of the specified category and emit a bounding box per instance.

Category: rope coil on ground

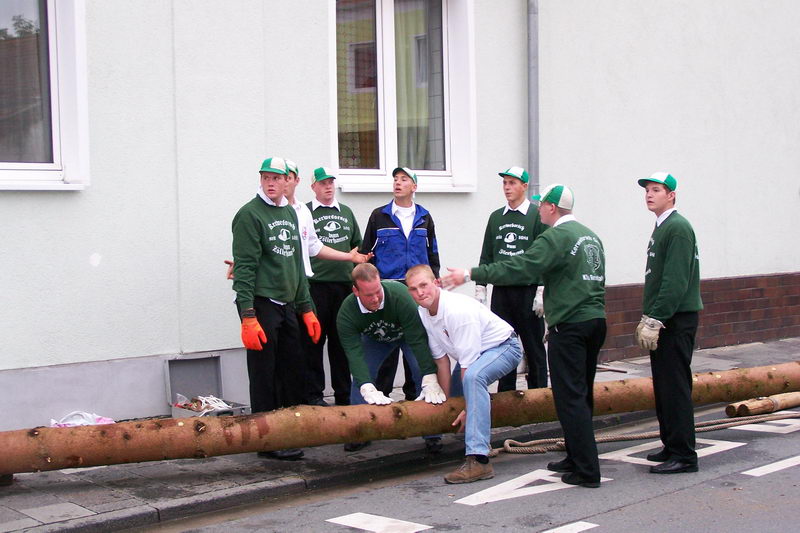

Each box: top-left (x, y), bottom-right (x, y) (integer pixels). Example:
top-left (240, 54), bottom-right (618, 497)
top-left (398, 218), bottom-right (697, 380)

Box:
top-left (489, 411), bottom-right (800, 458)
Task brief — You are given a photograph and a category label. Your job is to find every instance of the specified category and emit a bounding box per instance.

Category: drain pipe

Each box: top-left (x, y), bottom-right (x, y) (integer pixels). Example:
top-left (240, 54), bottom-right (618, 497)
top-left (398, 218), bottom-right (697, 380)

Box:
top-left (527, 0), bottom-right (540, 195)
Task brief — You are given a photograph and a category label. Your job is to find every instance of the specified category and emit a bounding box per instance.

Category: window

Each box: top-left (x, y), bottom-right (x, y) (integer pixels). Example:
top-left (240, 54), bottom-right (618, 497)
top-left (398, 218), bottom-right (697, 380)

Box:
top-left (0, 0), bottom-right (89, 190)
top-left (334, 0), bottom-right (476, 192)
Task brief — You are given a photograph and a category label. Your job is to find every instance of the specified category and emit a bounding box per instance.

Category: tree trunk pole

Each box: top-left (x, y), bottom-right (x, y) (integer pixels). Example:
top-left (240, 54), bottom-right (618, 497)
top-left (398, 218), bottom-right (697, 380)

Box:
top-left (1, 361), bottom-right (798, 476)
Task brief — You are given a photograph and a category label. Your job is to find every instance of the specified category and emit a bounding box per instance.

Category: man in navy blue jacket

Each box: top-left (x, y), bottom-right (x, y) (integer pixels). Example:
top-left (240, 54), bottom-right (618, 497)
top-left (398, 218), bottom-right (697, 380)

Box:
top-left (359, 167), bottom-right (441, 453)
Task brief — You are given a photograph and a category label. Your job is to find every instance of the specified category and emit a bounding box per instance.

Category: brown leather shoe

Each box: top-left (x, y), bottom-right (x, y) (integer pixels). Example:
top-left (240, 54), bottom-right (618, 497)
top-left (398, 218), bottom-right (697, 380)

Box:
top-left (444, 456), bottom-right (494, 484)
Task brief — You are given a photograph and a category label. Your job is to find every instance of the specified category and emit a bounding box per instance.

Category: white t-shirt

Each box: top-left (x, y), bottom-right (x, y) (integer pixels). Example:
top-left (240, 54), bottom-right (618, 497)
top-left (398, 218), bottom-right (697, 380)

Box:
top-left (293, 201), bottom-right (324, 277)
top-left (392, 202), bottom-right (416, 237)
top-left (418, 289), bottom-right (514, 368)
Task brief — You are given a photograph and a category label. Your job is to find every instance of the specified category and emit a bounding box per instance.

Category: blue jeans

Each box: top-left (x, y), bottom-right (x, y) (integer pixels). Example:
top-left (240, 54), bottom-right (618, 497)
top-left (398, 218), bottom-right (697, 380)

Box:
top-left (463, 335), bottom-right (523, 456)
top-left (350, 336), bottom-right (424, 405)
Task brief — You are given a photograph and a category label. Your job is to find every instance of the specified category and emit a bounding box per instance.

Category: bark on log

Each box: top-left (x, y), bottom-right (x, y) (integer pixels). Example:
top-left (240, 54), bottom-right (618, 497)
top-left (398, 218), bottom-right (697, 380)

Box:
top-left (1, 361), bottom-right (798, 476)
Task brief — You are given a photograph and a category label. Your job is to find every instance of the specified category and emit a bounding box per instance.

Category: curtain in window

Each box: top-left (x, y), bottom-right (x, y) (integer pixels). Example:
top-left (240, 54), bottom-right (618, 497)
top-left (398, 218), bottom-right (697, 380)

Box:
top-left (394, 0), bottom-right (444, 171)
top-left (0, 0), bottom-right (52, 163)
top-left (336, 0), bottom-right (379, 169)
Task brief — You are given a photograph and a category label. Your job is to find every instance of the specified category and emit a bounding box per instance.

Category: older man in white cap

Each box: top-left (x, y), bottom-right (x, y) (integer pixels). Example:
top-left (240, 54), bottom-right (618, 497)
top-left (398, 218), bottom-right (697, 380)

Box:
top-left (443, 184), bottom-right (607, 488)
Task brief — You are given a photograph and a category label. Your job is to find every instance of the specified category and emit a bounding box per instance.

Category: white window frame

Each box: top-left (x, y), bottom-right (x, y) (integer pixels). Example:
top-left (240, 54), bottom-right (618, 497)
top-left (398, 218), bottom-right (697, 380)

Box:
top-left (0, 0), bottom-right (90, 191)
top-left (331, 0), bottom-right (476, 193)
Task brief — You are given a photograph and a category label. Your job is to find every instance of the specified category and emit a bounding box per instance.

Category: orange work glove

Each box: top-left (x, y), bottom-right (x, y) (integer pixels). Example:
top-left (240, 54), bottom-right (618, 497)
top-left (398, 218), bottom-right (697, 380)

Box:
top-left (241, 316), bottom-right (267, 350)
top-left (302, 311), bottom-right (322, 344)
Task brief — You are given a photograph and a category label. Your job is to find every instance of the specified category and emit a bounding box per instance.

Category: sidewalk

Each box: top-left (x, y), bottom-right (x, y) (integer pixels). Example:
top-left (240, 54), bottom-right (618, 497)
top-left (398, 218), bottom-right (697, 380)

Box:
top-left (2, 338), bottom-right (799, 532)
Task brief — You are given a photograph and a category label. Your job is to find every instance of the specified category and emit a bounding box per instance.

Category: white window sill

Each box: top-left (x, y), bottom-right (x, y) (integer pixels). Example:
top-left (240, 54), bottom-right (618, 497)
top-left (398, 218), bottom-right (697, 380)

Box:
top-left (0, 181), bottom-right (87, 191)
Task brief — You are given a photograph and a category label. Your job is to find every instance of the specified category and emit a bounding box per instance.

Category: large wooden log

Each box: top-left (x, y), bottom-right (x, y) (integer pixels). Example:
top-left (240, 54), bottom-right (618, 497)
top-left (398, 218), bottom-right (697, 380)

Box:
top-left (1, 361), bottom-right (798, 476)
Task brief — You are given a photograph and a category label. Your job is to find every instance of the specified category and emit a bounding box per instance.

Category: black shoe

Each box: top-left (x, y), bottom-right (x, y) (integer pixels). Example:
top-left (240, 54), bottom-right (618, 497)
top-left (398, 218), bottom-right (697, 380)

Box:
top-left (424, 437), bottom-right (443, 455)
top-left (547, 458), bottom-right (575, 473)
top-left (561, 472), bottom-right (600, 488)
top-left (344, 441), bottom-right (372, 452)
top-left (258, 449), bottom-right (304, 461)
top-left (649, 459), bottom-right (698, 474)
top-left (309, 398), bottom-right (330, 407)
top-left (646, 449), bottom-right (671, 462)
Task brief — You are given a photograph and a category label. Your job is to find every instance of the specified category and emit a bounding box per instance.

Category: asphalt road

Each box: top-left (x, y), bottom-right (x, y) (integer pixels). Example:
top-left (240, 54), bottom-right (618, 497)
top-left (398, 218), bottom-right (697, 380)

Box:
top-left (138, 407), bottom-right (800, 533)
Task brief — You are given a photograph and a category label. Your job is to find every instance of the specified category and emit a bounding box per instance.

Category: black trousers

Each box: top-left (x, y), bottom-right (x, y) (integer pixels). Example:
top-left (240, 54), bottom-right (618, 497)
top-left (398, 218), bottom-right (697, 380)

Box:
top-left (241, 297), bottom-right (304, 414)
top-left (548, 318), bottom-right (607, 482)
top-left (491, 285), bottom-right (548, 390)
top-left (306, 281), bottom-right (352, 405)
top-left (651, 311), bottom-right (699, 465)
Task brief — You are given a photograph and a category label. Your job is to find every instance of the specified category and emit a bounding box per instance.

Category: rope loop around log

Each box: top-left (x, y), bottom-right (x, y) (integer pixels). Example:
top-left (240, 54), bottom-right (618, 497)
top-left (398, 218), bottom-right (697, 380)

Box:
top-left (490, 411), bottom-right (800, 457)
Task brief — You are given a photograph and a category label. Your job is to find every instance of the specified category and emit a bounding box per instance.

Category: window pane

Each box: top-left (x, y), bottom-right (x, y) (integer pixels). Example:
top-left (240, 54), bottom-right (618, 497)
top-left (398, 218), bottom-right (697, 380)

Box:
top-left (0, 0), bottom-right (53, 163)
top-left (336, 0), bottom-right (379, 170)
top-left (394, 0), bottom-right (445, 171)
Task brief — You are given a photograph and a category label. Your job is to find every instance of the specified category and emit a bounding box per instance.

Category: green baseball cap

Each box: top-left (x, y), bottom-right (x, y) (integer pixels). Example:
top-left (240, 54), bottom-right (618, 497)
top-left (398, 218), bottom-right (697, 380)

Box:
top-left (638, 171), bottom-right (677, 191)
top-left (498, 166), bottom-right (529, 184)
top-left (313, 166), bottom-right (336, 182)
top-left (392, 167), bottom-right (417, 183)
top-left (259, 157), bottom-right (288, 175)
top-left (285, 159), bottom-right (299, 177)
top-left (532, 183), bottom-right (575, 210)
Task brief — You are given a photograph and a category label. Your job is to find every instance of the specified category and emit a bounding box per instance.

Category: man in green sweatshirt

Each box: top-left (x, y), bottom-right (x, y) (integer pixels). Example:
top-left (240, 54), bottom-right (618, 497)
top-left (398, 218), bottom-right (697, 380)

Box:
top-left (442, 184), bottom-right (606, 488)
top-left (635, 172), bottom-right (703, 474)
top-left (231, 156), bottom-right (321, 461)
top-left (337, 263), bottom-right (446, 452)
top-left (477, 166), bottom-right (548, 390)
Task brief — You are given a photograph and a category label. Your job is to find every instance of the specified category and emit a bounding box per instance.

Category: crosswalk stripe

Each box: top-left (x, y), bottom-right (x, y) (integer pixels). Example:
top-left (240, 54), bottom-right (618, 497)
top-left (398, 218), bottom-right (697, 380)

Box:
top-left (742, 455), bottom-right (800, 477)
top-left (326, 512), bottom-right (432, 532)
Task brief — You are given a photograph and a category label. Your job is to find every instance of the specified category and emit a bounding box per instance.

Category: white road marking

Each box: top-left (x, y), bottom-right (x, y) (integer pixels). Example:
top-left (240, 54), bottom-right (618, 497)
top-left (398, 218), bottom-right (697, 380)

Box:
top-left (730, 419), bottom-right (800, 434)
top-left (454, 469), bottom-right (612, 506)
top-left (542, 521), bottom-right (599, 533)
top-left (326, 512), bottom-right (432, 532)
top-left (599, 438), bottom-right (746, 465)
top-left (742, 455), bottom-right (800, 477)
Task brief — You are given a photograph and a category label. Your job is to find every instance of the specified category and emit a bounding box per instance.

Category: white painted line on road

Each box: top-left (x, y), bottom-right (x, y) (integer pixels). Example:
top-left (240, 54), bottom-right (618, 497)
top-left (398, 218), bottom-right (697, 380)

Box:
top-left (742, 455), bottom-right (800, 477)
top-left (599, 438), bottom-right (746, 465)
top-left (454, 469), bottom-right (612, 506)
top-left (542, 521), bottom-right (599, 533)
top-left (326, 512), bottom-right (432, 532)
top-left (731, 419), bottom-right (800, 434)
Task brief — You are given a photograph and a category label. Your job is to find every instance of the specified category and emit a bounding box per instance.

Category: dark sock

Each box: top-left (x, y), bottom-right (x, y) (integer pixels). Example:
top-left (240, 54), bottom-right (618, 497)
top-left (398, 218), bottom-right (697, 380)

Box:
top-left (469, 454), bottom-right (489, 464)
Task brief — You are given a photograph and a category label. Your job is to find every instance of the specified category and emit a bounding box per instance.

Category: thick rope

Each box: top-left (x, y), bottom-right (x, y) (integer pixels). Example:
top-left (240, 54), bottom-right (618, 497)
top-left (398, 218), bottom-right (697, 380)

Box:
top-left (488, 411), bottom-right (800, 457)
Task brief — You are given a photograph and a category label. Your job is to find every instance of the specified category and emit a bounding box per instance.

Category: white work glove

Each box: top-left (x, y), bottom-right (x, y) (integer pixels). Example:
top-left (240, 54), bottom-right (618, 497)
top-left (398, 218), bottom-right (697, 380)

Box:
top-left (359, 383), bottom-right (393, 405)
top-left (635, 315), bottom-right (665, 351)
top-left (416, 374), bottom-right (446, 404)
top-left (475, 285), bottom-right (487, 305)
top-left (532, 286), bottom-right (545, 318)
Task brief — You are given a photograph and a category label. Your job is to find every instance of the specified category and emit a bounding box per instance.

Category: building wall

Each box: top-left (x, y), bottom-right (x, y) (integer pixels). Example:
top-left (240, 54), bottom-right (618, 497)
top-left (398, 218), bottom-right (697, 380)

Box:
top-left (1, 1), bottom-right (798, 430)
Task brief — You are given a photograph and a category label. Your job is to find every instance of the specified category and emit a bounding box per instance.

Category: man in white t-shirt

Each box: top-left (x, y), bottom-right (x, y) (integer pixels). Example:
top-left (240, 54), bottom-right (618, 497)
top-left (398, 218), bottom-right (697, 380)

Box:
top-left (406, 264), bottom-right (522, 484)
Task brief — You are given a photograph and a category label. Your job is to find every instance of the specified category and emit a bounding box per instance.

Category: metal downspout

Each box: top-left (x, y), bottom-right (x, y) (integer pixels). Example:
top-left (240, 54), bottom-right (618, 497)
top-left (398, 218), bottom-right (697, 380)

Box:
top-left (528, 0), bottom-right (540, 195)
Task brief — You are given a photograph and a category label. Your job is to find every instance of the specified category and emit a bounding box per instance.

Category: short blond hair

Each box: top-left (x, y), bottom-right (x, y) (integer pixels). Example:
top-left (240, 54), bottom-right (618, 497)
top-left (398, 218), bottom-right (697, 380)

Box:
top-left (351, 263), bottom-right (380, 287)
top-left (405, 264), bottom-right (435, 284)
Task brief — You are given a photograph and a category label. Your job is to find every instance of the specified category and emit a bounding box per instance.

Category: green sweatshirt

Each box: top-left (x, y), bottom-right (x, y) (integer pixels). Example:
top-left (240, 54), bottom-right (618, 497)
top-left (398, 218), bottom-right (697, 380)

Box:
top-left (471, 218), bottom-right (606, 326)
top-left (336, 281), bottom-right (436, 386)
top-left (642, 211), bottom-right (703, 321)
top-left (478, 204), bottom-right (547, 286)
top-left (231, 196), bottom-right (311, 312)
top-left (308, 201), bottom-right (363, 283)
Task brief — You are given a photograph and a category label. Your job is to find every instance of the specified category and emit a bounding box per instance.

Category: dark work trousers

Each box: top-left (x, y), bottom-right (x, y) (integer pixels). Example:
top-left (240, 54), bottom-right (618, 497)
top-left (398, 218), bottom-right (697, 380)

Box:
top-left (241, 297), bottom-right (304, 414)
top-left (548, 317), bottom-right (607, 482)
top-left (491, 285), bottom-right (548, 390)
top-left (306, 281), bottom-right (352, 405)
top-left (374, 279), bottom-right (416, 400)
top-left (375, 348), bottom-right (417, 400)
top-left (650, 311), bottom-right (699, 465)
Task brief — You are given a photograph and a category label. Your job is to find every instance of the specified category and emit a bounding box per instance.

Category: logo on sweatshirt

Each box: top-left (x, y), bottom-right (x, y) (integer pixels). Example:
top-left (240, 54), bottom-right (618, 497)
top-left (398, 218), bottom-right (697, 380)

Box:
top-left (584, 243), bottom-right (602, 272)
top-left (324, 221), bottom-right (342, 232)
top-left (278, 229), bottom-right (291, 242)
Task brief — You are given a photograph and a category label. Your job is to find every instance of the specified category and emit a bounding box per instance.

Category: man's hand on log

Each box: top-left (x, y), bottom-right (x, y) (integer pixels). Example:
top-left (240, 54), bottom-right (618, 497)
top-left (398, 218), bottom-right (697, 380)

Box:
top-left (359, 383), bottom-right (393, 405)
